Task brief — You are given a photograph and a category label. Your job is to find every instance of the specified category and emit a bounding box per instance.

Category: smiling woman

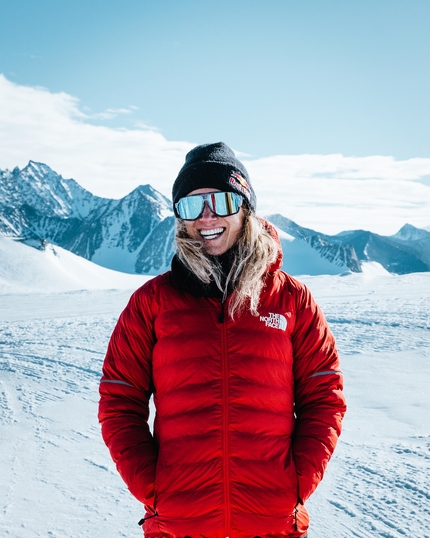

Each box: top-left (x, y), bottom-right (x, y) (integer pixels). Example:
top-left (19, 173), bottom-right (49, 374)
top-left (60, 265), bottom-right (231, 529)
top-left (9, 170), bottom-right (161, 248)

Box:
top-left (170, 143), bottom-right (275, 317)
top-left (180, 188), bottom-right (245, 256)
top-left (98, 142), bottom-right (347, 538)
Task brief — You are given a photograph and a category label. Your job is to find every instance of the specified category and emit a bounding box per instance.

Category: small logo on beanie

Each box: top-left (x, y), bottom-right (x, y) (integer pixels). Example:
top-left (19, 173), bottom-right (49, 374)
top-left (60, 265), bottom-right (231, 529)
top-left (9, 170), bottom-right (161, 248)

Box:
top-left (229, 172), bottom-right (251, 201)
top-left (260, 312), bottom-right (287, 331)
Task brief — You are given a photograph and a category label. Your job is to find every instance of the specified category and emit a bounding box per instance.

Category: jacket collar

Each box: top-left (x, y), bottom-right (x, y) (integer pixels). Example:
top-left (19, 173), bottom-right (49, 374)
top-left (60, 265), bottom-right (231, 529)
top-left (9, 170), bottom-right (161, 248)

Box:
top-left (258, 217), bottom-right (283, 274)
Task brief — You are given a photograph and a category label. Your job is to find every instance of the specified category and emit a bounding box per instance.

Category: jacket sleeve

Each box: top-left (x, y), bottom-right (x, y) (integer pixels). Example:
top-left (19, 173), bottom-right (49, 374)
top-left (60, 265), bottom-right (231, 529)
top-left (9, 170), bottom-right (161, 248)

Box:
top-left (290, 281), bottom-right (346, 503)
top-left (98, 285), bottom-right (158, 508)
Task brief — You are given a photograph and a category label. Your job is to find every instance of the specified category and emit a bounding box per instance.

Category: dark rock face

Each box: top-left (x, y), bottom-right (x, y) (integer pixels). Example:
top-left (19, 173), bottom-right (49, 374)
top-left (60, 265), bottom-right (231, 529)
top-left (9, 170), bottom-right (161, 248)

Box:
top-left (0, 161), bottom-right (175, 274)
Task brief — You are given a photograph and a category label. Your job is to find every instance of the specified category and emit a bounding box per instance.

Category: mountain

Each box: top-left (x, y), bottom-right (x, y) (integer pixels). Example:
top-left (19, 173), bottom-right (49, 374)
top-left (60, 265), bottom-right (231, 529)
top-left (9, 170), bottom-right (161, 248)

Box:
top-left (0, 161), bottom-right (175, 275)
top-left (267, 214), bottom-right (362, 274)
top-left (390, 224), bottom-right (430, 266)
top-left (329, 227), bottom-right (429, 274)
top-left (1, 161), bottom-right (429, 276)
top-left (268, 214), bottom-right (430, 275)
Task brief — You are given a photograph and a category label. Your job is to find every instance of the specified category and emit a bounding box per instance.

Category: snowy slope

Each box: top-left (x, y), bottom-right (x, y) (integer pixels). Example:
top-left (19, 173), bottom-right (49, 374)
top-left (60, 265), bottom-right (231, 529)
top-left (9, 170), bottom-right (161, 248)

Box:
top-left (0, 236), bottom-right (149, 294)
top-left (0, 272), bottom-right (429, 537)
top-left (277, 227), bottom-right (352, 275)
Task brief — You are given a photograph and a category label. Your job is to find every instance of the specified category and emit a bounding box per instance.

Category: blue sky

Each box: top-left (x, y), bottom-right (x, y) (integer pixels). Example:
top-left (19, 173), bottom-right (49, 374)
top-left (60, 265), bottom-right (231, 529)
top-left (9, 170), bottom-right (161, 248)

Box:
top-left (1, 0), bottom-right (430, 234)
top-left (1, 0), bottom-right (430, 159)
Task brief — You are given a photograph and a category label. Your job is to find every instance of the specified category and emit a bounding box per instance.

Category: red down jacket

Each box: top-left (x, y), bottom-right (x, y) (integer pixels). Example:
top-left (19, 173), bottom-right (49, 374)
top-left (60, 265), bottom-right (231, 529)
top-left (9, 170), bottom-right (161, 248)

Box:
top-left (99, 244), bottom-right (346, 538)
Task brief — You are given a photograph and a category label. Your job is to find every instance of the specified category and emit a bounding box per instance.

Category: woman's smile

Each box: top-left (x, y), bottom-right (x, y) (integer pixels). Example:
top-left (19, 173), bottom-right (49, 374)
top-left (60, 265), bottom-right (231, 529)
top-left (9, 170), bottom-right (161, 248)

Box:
top-left (198, 227), bottom-right (225, 240)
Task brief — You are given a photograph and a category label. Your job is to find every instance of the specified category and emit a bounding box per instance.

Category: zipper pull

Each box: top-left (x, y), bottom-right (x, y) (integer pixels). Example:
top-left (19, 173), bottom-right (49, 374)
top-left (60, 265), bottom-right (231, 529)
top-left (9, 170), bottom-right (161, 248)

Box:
top-left (138, 510), bottom-right (158, 526)
top-left (218, 299), bottom-right (225, 323)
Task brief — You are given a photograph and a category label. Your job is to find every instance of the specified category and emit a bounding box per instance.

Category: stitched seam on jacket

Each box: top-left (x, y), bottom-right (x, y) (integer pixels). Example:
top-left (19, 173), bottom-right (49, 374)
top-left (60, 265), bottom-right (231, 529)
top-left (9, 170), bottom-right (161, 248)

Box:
top-left (100, 379), bottom-right (134, 387)
top-left (309, 370), bottom-right (342, 378)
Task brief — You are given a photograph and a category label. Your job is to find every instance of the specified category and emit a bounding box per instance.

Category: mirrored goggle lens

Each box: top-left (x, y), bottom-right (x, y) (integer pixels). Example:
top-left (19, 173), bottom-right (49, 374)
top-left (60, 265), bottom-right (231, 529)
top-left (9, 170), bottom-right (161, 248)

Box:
top-left (175, 192), bottom-right (242, 220)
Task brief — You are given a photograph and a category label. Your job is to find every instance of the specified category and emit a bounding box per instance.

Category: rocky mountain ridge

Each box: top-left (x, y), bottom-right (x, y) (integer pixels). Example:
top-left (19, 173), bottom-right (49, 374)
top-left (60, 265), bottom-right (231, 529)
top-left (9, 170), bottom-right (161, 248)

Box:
top-left (267, 214), bottom-right (430, 275)
top-left (0, 161), bottom-right (175, 274)
top-left (1, 161), bottom-right (429, 276)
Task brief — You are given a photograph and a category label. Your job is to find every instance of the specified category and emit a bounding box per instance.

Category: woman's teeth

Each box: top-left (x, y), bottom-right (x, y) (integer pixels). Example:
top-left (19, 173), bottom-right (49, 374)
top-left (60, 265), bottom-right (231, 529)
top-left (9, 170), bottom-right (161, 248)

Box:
top-left (199, 228), bottom-right (224, 240)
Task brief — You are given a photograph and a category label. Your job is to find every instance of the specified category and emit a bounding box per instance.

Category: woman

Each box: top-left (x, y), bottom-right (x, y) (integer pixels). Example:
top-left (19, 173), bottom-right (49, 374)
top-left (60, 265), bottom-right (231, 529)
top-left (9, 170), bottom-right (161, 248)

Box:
top-left (99, 142), bottom-right (346, 538)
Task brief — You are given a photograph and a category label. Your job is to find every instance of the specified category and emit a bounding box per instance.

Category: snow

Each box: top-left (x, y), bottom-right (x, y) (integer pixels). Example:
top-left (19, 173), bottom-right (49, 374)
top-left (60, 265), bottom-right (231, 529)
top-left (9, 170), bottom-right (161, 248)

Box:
top-left (0, 244), bottom-right (429, 537)
top-left (275, 226), bottom-right (351, 275)
top-left (299, 272), bottom-right (430, 537)
top-left (360, 261), bottom-right (391, 276)
top-left (0, 236), bottom-right (149, 294)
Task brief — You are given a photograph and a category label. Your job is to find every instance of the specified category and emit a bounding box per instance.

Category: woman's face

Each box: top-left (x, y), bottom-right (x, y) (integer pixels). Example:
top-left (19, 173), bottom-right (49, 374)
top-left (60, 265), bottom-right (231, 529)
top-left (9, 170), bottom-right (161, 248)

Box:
top-left (182, 188), bottom-right (245, 256)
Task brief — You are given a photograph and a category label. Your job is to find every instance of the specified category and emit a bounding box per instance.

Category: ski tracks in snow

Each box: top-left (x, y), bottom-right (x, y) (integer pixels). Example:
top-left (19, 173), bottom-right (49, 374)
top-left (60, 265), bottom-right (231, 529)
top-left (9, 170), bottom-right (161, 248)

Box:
top-left (305, 274), bottom-right (430, 537)
top-left (0, 277), bottom-right (429, 537)
top-left (0, 291), bottom-right (141, 537)
top-left (310, 435), bottom-right (430, 537)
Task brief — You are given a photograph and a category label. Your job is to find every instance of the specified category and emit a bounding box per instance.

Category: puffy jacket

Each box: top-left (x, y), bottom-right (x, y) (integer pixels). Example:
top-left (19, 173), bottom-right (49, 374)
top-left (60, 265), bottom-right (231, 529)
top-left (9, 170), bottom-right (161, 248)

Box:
top-left (98, 238), bottom-right (346, 538)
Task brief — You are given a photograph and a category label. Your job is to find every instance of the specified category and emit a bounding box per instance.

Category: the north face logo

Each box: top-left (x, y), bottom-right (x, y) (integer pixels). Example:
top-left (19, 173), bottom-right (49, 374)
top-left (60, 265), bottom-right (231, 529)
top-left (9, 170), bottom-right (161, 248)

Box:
top-left (260, 312), bottom-right (287, 331)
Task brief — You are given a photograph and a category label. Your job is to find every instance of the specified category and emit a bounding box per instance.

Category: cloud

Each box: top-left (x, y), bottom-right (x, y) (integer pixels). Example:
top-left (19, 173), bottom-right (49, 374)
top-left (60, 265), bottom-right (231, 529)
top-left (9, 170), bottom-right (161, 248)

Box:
top-left (244, 154), bottom-right (430, 234)
top-left (87, 107), bottom-right (137, 120)
top-left (0, 74), bottom-right (193, 200)
top-left (1, 74), bottom-right (430, 235)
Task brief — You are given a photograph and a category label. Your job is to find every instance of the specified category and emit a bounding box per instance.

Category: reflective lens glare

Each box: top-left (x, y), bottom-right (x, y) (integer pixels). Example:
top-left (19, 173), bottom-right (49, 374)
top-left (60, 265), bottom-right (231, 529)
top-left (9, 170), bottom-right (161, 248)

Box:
top-left (175, 192), bottom-right (243, 220)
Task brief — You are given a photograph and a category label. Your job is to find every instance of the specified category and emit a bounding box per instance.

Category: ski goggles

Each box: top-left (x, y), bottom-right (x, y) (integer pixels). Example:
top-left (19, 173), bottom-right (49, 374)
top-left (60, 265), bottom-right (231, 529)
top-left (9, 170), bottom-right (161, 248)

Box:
top-left (174, 191), bottom-right (243, 220)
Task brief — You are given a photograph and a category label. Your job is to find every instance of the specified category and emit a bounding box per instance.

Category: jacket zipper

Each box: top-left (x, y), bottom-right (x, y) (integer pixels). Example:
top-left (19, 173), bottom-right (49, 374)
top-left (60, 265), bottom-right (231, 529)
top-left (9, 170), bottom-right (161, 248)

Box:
top-left (220, 300), bottom-right (230, 535)
top-left (218, 298), bottom-right (226, 323)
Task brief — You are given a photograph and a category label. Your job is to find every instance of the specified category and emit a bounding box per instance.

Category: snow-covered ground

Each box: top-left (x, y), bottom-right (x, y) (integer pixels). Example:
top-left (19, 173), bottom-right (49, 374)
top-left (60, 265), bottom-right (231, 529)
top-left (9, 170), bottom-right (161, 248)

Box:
top-left (0, 236), bottom-right (149, 294)
top-left (0, 251), bottom-right (429, 536)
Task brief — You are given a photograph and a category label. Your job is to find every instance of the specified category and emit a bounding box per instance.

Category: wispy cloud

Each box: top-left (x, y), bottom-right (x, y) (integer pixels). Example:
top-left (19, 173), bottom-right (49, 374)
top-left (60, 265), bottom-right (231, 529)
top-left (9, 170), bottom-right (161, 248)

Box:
top-left (0, 75), bottom-right (193, 200)
top-left (1, 74), bottom-right (429, 235)
top-left (245, 154), bottom-right (430, 234)
top-left (86, 106), bottom-right (139, 120)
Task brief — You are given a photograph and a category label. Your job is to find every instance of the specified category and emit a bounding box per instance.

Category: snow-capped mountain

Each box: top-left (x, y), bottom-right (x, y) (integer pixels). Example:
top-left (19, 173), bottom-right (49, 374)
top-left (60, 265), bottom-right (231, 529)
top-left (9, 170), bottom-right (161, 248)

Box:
top-left (1, 161), bottom-right (429, 276)
top-left (267, 214), bottom-right (362, 274)
top-left (0, 161), bottom-right (107, 222)
top-left (268, 214), bottom-right (430, 275)
top-left (0, 161), bottom-right (175, 274)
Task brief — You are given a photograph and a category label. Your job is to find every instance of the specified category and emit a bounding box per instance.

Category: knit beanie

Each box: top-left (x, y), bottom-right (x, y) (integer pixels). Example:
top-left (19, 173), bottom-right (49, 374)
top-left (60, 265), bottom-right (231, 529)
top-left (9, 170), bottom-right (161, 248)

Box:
top-left (172, 142), bottom-right (257, 215)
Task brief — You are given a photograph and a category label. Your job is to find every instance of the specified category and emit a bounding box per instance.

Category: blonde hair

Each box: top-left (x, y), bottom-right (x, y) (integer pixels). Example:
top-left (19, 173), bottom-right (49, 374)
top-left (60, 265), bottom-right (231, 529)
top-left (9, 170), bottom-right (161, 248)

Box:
top-left (174, 208), bottom-right (278, 319)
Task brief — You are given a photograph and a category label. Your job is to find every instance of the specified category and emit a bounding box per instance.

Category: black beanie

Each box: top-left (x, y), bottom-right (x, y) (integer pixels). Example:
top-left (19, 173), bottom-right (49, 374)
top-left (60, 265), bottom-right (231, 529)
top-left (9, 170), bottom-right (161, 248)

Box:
top-left (172, 142), bottom-right (257, 215)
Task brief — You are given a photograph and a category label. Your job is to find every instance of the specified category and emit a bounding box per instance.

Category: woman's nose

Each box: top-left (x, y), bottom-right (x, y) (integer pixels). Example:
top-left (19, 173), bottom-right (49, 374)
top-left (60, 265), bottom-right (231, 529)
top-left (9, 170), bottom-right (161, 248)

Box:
top-left (199, 202), bottom-right (217, 220)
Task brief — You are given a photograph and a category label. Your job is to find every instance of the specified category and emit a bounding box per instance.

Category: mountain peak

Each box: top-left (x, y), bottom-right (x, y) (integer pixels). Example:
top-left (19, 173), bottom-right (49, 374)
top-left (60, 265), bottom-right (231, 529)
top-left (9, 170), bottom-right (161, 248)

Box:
top-left (25, 160), bottom-right (56, 179)
top-left (125, 184), bottom-right (173, 215)
top-left (132, 184), bottom-right (171, 201)
top-left (392, 223), bottom-right (430, 241)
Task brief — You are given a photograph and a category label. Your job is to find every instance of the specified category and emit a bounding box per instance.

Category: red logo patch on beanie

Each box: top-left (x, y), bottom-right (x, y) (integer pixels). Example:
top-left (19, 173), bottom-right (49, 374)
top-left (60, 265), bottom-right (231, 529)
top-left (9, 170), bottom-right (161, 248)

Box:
top-left (229, 172), bottom-right (251, 201)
